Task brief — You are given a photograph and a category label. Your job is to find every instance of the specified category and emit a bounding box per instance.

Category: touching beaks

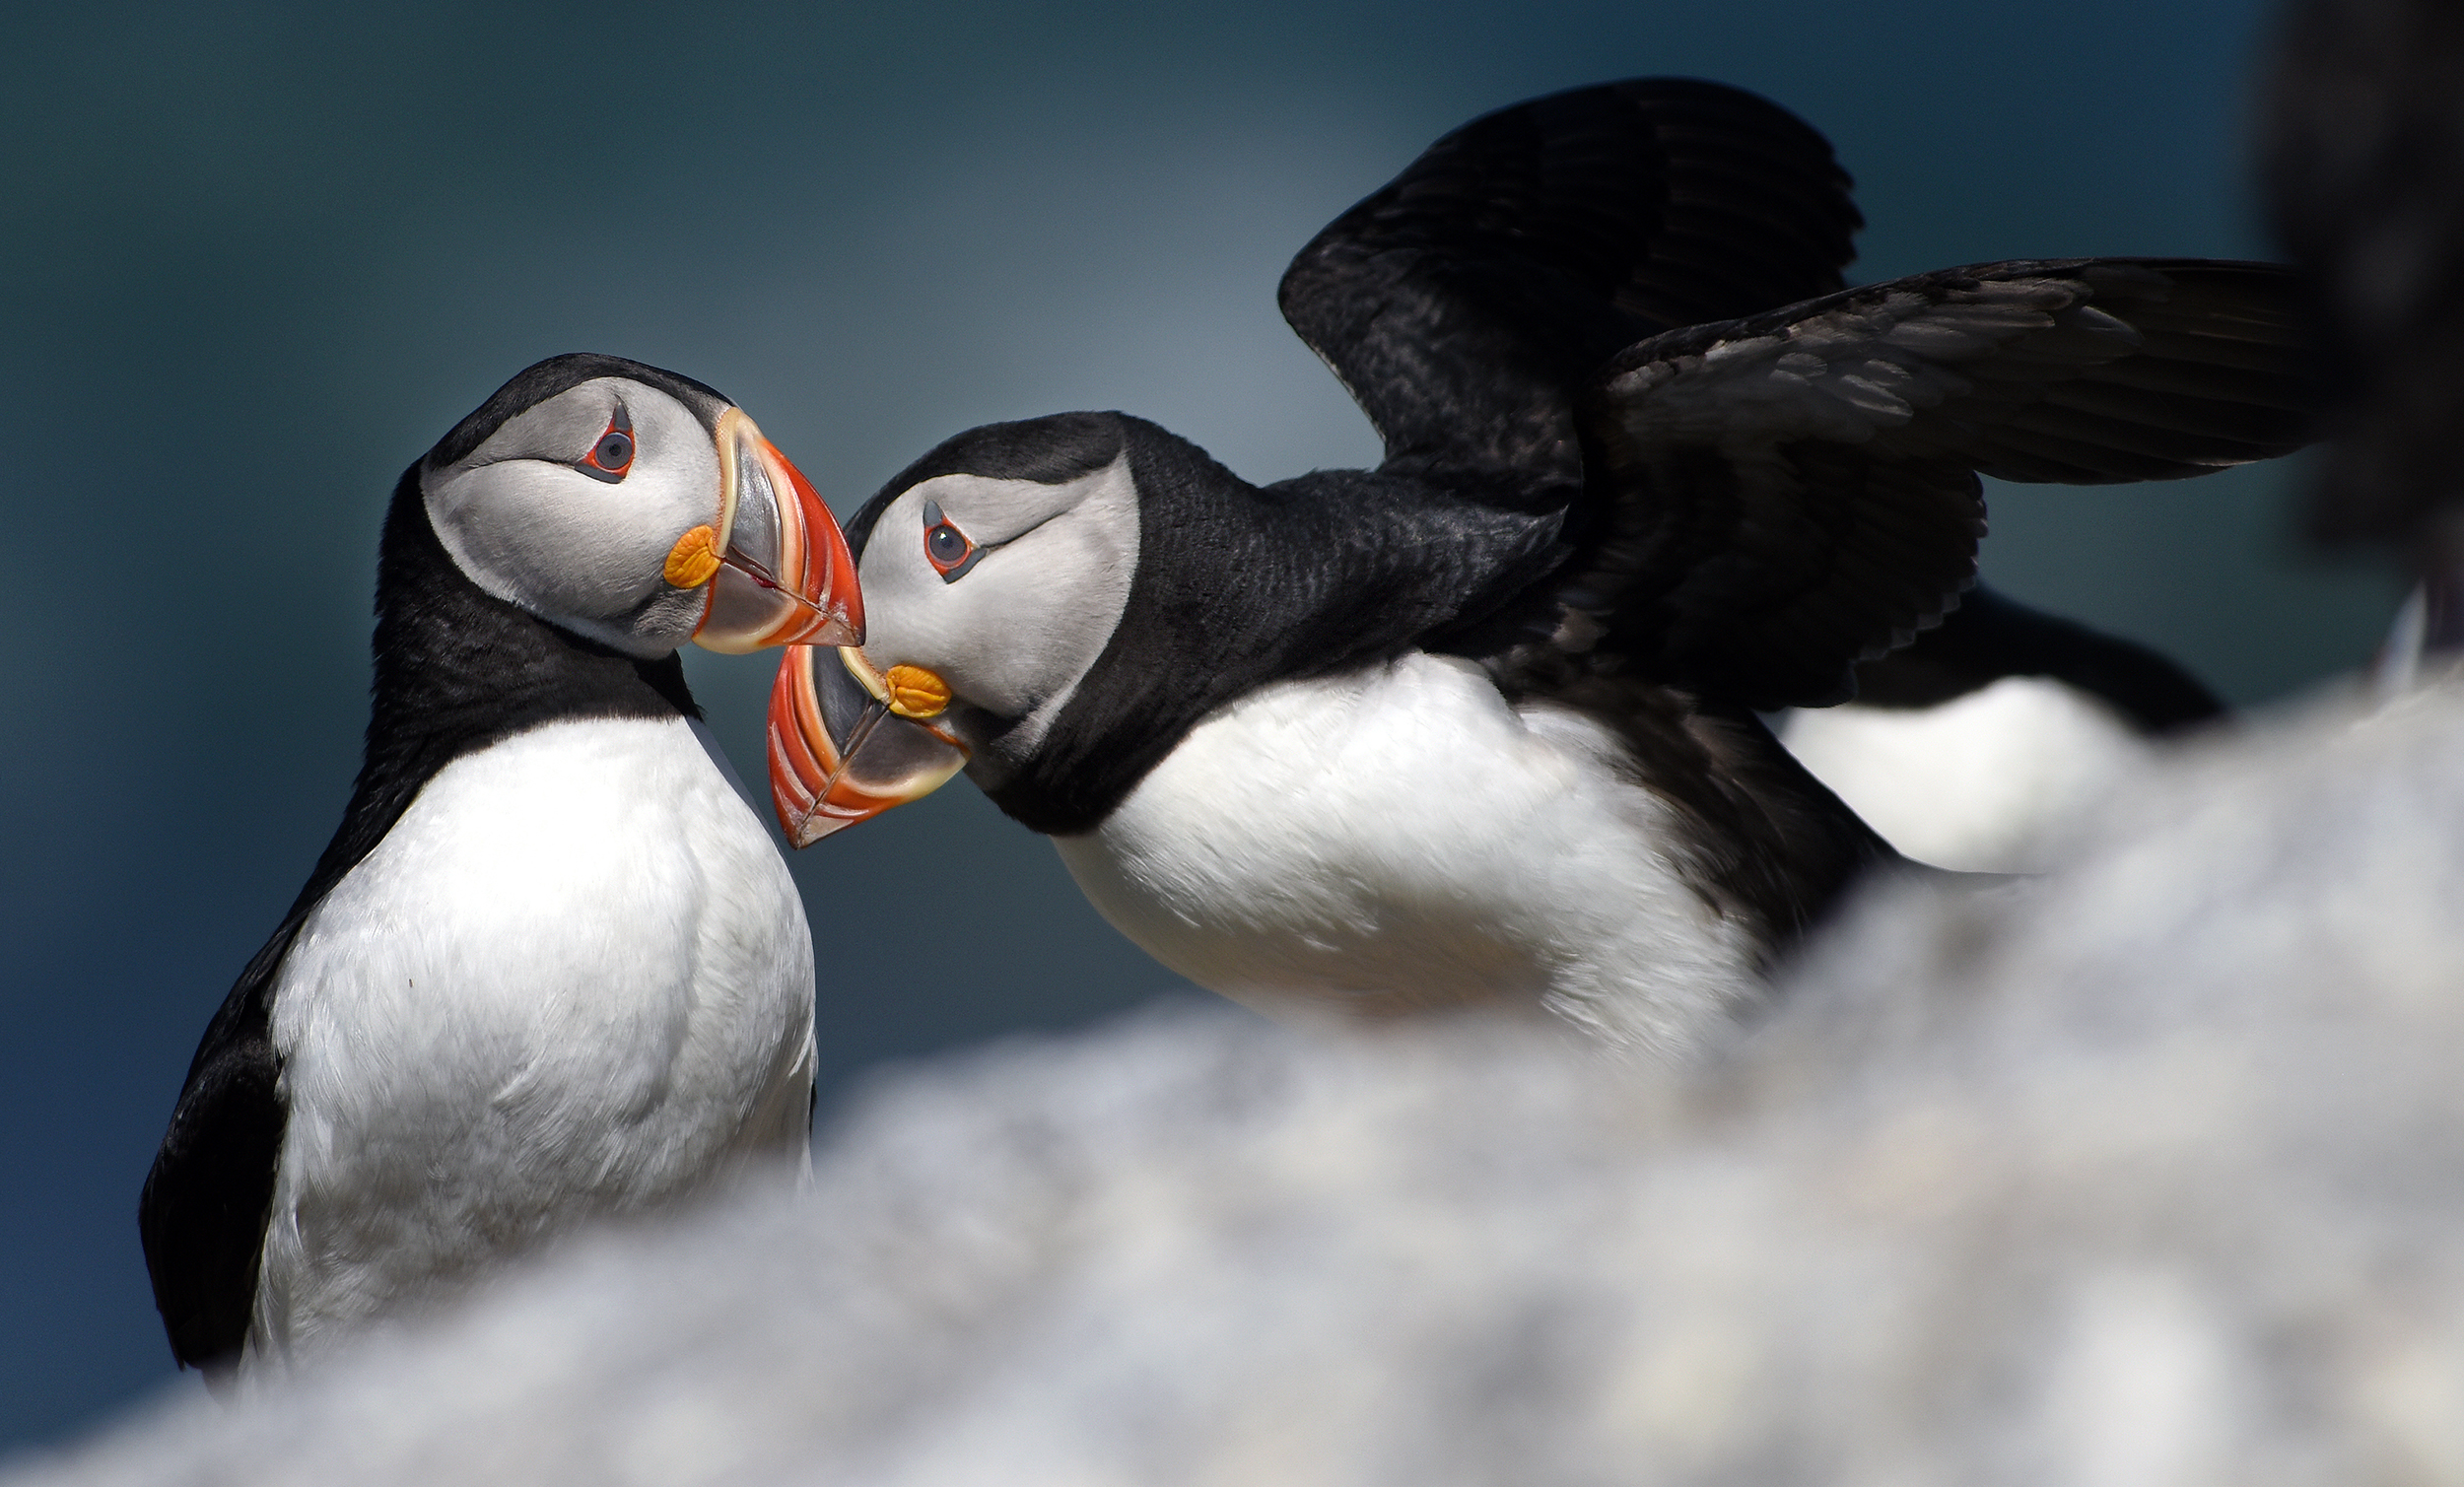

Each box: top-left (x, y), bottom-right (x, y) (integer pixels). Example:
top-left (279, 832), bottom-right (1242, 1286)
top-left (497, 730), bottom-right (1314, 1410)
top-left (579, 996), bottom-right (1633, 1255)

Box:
top-left (660, 410), bottom-right (958, 844)
top-left (689, 408), bottom-right (863, 652)
top-left (768, 644), bottom-right (970, 845)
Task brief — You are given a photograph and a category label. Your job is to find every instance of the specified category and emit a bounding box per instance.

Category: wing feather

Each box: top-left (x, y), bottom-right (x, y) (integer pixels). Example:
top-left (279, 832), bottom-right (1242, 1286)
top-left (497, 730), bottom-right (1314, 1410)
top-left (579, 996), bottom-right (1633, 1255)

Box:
top-left (138, 943), bottom-right (289, 1375)
top-left (1532, 259), bottom-right (2309, 707)
top-left (1278, 77), bottom-right (1860, 495)
top-left (1269, 84), bottom-right (2311, 715)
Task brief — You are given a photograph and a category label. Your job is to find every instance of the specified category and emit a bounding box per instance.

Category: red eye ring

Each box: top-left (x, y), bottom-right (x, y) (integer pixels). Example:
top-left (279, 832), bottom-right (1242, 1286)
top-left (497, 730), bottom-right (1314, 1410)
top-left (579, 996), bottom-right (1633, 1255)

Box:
top-left (921, 499), bottom-right (981, 582)
top-left (577, 406), bottom-right (635, 483)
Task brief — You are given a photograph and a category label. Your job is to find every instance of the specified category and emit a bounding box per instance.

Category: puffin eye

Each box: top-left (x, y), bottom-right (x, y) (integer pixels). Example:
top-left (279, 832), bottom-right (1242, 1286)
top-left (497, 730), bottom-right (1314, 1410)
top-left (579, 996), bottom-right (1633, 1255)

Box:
top-left (920, 499), bottom-right (982, 582)
top-left (577, 406), bottom-right (635, 484)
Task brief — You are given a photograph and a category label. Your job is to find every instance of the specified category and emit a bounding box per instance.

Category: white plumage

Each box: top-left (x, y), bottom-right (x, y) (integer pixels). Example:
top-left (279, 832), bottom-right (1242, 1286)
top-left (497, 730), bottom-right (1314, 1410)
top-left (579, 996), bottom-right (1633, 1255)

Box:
top-left (1778, 678), bottom-right (2156, 873)
top-left (1055, 652), bottom-right (1761, 1055)
top-left (252, 716), bottom-right (814, 1365)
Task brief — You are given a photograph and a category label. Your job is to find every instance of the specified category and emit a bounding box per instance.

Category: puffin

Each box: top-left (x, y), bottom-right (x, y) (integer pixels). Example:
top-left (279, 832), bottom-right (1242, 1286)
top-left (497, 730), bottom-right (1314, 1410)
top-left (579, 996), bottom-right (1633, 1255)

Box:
top-left (138, 354), bottom-right (862, 1380)
top-left (764, 79), bottom-right (2313, 1050)
top-left (1774, 584), bottom-right (2224, 871)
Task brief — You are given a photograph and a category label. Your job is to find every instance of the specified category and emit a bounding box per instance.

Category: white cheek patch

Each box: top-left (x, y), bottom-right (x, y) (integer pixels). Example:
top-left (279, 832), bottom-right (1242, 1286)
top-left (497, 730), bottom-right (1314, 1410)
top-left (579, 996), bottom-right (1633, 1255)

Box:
top-left (425, 381), bottom-right (720, 655)
top-left (858, 457), bottom-right (1140, 732)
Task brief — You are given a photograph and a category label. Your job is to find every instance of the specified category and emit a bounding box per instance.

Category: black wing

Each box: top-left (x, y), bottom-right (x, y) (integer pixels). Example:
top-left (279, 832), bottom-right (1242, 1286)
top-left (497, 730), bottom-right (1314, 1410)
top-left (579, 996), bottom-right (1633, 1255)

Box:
top-left (1278, 78), bottom-right (1860, 497)
top-left (139, 744), bottom-right (443, 1372)
top-left (1538, 259), bottom-right (2310, 710)
top-left (136, 933), bottom-right (292, 1374)
top-left (140, 756), bottom-right (432, 1373)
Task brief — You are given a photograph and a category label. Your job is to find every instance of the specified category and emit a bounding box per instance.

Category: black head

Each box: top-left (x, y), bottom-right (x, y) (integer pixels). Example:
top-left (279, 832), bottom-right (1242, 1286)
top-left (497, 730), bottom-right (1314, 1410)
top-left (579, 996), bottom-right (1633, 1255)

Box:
top-left (405, 353), bottom-right (859, 660)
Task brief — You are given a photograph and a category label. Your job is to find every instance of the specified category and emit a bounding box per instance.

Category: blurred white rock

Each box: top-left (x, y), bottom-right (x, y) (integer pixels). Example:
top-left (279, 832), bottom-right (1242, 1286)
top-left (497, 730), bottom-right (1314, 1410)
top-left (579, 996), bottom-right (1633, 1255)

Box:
top-left (14, 681), bottom-right (2464, 1487)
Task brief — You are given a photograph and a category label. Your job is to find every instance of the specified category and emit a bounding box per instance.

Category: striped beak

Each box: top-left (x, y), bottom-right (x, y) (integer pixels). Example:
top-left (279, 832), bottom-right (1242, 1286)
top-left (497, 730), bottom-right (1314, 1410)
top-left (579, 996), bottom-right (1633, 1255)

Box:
top-left (768, 644), bottom-right (970, 845)
top-left (687, 408), bottom-right (863, 653)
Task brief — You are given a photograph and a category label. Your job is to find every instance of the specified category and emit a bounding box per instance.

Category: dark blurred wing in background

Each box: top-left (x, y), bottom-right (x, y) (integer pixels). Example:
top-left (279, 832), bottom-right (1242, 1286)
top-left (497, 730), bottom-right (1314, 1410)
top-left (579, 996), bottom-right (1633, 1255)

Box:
top-left (2263, 0), bottom-right (2464, 558)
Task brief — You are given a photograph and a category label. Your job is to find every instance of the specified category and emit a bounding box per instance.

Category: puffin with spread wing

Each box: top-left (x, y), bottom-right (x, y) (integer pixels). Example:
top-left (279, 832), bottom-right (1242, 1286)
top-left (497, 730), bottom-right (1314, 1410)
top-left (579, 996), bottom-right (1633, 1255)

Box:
top-left (767, 79), bottom-right (2309, 1050)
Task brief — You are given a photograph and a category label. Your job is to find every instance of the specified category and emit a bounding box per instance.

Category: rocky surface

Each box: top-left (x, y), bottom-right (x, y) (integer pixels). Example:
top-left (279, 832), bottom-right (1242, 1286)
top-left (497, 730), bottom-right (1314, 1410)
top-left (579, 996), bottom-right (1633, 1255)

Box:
top-left (11, 678), bottom-right (2464, 1485)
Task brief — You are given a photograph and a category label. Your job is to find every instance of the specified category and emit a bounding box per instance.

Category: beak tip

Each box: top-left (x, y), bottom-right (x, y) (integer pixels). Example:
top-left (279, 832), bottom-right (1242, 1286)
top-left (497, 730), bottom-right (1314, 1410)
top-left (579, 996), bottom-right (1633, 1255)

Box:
top-left (763, 644), bottom-right (968, 845)
top-left (814, 611), bottom-right (862, 649)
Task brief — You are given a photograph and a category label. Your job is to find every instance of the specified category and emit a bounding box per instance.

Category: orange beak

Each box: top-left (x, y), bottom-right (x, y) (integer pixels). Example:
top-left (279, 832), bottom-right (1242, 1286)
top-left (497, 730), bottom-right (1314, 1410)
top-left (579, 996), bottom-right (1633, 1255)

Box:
top-left (690, 408), bottom-right (862, 653)
top-left (768, 644), bottom-right (970, 845)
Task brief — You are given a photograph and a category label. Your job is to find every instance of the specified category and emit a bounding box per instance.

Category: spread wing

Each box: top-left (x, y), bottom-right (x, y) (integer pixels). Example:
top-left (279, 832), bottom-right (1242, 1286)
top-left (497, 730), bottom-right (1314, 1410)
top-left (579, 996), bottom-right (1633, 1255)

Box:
top-left (1277, 77), bottom-right (1860, 497)
top-left (1271, 82), bottom-right (2310, 712)
top-left (1535, 259), bottom-right (2310, 709)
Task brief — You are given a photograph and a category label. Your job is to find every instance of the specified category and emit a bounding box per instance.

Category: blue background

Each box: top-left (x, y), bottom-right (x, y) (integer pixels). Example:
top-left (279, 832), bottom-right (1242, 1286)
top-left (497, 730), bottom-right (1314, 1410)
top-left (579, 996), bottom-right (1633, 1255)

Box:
top-left (0, 0), bottom-right (2397, 1453)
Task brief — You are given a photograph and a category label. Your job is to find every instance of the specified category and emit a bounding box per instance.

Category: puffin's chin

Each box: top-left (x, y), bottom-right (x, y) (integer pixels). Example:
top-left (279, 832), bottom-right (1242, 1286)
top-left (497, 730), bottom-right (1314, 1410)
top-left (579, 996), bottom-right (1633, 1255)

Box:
top-left (550, 596), bottom-right (701, 661)
top-left (692, 408), bottom-right (863, 654)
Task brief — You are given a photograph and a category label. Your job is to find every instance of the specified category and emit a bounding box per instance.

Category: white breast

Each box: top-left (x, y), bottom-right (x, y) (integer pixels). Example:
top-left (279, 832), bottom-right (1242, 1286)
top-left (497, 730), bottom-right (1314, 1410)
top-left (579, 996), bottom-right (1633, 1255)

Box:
top-left (254, 715), bottom-right (815, 1368)
top-left (1054, 653), bottom-right (1762, 1054)
top-left (1778, 677), bottom-right (2155, 872)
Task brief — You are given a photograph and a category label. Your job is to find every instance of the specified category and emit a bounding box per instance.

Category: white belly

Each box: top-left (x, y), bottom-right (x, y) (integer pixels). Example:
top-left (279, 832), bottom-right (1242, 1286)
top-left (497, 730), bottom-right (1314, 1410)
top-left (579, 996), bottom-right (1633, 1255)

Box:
top-left (1778, 677), bottom-right (2154, 872)
top-left (1055, 653), bottom-right (1761, 1054)
top-left (253, 716), bottom-right (815, 1367)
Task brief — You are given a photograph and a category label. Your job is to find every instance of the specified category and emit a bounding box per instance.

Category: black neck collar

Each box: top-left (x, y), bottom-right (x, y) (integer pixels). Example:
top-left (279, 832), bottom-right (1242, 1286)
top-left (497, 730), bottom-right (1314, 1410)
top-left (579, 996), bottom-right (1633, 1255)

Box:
top-left (289, 465), bottom-right (700, 928)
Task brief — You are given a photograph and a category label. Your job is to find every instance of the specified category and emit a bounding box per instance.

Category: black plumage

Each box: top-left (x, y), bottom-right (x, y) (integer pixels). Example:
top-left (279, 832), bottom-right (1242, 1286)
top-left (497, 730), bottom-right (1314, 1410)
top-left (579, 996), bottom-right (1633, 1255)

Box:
top-left (1851, 585), bottom-right (2224, 734)
top-left (1557, 257), bottom-right (2305, 709)
top-left (1277, 76), bottom-right (1862, 498)
top-left (138, 355), bottom-right (713, 1376)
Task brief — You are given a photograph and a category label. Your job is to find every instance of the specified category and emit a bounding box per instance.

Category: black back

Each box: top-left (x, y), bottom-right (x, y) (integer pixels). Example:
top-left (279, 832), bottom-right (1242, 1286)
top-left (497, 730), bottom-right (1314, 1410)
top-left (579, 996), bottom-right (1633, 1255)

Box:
top-left (1851, 585), bottom-right (2224, 733)
top-left (137, 356), bottom-right (712, 1374)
